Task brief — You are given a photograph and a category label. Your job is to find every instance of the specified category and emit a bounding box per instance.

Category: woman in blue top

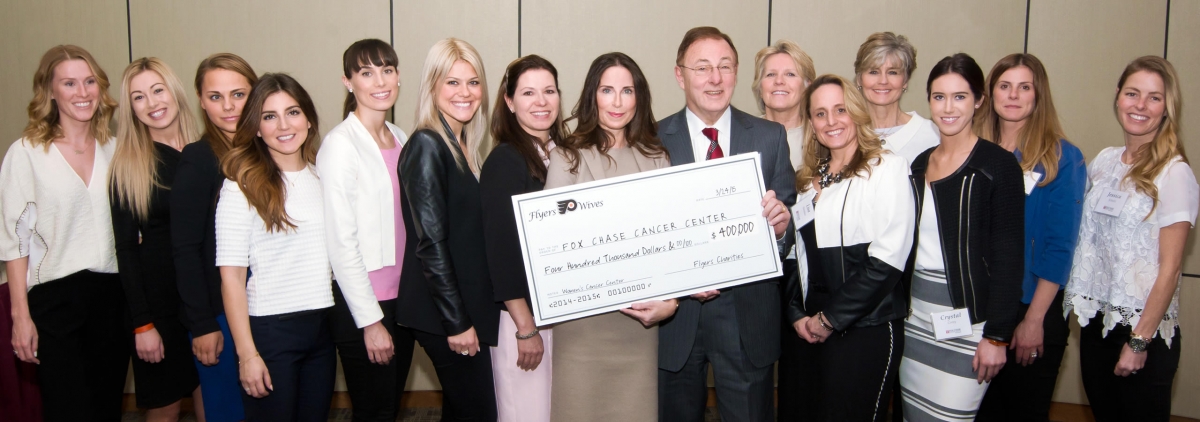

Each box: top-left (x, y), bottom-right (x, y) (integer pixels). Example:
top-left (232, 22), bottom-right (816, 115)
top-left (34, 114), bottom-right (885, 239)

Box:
top-left (974, 53), bottom-right (1086, 422)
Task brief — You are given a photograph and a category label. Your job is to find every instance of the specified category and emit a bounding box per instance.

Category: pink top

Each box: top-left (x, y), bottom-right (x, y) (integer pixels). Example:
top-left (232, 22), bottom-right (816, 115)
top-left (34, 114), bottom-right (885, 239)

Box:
top-left (366, 138), bottom-right (405, 301)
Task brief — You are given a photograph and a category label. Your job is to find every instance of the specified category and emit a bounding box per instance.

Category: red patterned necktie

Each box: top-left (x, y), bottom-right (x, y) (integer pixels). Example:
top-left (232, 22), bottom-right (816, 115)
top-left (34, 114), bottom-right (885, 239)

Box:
top-left (702, 127), bottom-right (723, 160)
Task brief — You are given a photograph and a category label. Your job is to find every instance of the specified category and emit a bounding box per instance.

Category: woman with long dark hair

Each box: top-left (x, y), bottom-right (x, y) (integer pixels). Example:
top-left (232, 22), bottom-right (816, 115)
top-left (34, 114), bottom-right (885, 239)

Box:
top-left (172, 52), bottom-right (257, 422)
top-left (216, 73), bottom-right (335, 421)
top-left (545, 52), bottom-right (678, 422)
top-left (975, 53), bottom-right (1087, 422)
top-left (480, 54), bottom-right (568, 422)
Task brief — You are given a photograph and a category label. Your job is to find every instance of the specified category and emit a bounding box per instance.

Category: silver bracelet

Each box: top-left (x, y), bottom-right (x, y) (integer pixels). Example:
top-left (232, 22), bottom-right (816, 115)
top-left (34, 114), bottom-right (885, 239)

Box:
top-left (515, 327), bottom-right (540, 340)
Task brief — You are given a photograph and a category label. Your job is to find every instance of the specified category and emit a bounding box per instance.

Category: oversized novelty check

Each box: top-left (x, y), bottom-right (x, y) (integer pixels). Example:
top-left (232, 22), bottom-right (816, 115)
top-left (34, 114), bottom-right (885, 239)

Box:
top-left (513, 153), bottom-right (783, 326)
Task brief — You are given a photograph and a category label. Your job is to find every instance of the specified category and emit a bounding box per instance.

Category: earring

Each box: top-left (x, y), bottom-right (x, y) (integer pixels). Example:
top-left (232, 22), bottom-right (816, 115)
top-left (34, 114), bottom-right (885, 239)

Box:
top-left (856, 85), bottom-right (863, 90)
top-left (902, 88), bottom-right (907, 93)
top-left (349, 88), bottom-right (353, 93)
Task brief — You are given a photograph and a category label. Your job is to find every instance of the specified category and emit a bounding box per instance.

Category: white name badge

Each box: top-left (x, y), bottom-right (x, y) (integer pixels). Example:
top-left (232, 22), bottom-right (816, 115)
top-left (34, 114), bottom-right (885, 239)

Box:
top-left (1093, 187), bottom-right (1130, 217)
top-left (792, 191), bottom-right (817, 228)
top-left (930, 308), bottom-right (971, 341)
top-left (1023, 171), bottom-right (1042, 195)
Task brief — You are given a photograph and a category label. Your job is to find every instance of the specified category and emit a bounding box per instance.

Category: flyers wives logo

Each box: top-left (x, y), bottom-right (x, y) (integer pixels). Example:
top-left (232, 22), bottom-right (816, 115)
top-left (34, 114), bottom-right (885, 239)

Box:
top-left (556, 199), bottom-right (604, 214)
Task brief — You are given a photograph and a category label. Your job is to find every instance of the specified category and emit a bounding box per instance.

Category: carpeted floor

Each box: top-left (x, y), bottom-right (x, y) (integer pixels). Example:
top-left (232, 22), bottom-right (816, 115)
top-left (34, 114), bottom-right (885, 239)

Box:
top-left (123, 407), bottom-right (725, 421)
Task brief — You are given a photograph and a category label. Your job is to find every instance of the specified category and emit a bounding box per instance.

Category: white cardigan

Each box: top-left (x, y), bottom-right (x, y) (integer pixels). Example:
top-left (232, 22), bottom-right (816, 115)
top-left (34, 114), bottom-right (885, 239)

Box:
top-left (317, 113), bottom-right (409, 328)
top-left (0, 138), bottom-right (118, 288)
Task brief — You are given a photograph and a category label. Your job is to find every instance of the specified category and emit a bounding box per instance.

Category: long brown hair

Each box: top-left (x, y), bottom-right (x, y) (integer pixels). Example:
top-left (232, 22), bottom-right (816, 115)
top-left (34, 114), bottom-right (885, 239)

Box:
top-left (977, 53), bottom-right (1066, 187)
top-left (220, 73), bottom-right (321, 233)
top-left (342, 38), bottom-right (399, 117)
top-left (1114, 56), bottom-right (1188, 216)
top-left (111, 58), bottom-right (200, 221)
top-left (489, 55), bottom-right (569, 182)
top-left (194, 53), bottom-right (258, 160)
top-left (23, 45), bottom-right (117, 149)
top-left (795, 74), bottom-right (885, 193)
top-left (560, 52), bottom-right (666, 174)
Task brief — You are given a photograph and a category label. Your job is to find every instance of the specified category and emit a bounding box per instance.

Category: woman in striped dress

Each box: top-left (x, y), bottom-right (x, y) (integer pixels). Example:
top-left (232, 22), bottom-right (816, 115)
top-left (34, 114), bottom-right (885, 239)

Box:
top-left (900, 53), bottom-right (1025, 421)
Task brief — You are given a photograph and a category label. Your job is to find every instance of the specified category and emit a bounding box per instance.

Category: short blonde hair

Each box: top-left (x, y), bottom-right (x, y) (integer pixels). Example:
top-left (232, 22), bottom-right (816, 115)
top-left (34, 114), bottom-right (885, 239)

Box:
top-left (751, 40), bottom-right (816, 115)
top-left (23, 45), bottom-right (118, 149)
top-left (414, 38), bottom-right (491, 172)
top-left (853, 32), bottom-right (917, 86)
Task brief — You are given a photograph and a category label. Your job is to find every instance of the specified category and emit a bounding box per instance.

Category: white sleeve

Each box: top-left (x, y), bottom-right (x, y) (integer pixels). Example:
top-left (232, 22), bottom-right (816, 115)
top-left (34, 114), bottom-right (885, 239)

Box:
top-left (0, 142), bottom-right (34, 261)
top-left (1155, 160), bottom-right (1199, 229)
top-left (317, 137), bottom-right (383, 328)
top-left (866, 155), bottom-right (916, 270)
top-left (215, 179), bottom-right (253, 268)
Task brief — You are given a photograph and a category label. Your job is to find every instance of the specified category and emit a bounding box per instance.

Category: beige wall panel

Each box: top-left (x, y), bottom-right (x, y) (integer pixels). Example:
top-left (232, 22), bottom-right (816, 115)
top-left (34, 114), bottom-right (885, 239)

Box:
top-left (392, 1), bottom-right (519, 133)
top-left (129, 0), bottom-right (390, 140)
top-left (1167, 2), bottom-right (1200, 417)
top-left (0, 0), bottom-right (127, 163)
top-left (392, 0), bottom-right (518, 390)
top-left (522, 0), bottom-right (768, 125)
top-left (1169, 1), bottom-right (1200, 276)
top-left (771, 0), bottom-right (1025, 118)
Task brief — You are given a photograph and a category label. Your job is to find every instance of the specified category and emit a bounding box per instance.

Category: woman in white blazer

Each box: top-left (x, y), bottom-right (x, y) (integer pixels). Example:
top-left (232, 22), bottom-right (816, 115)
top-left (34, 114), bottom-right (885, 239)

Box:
top-left (317, 38), bottom-right (413, 422)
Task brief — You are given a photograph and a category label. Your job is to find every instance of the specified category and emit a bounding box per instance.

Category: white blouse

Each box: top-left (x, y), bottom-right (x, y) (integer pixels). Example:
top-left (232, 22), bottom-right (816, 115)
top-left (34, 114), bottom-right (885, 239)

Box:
top-left (811, 151), bottom-right (915, 270)
top-left (215, 167), bottom-right (334, 316)
top-left (0, 138), bottom-right (118, 289)
top-left (1065, 146), bottom-right (1198, 347)
top-left (876, 111), bottom-right (940, 164)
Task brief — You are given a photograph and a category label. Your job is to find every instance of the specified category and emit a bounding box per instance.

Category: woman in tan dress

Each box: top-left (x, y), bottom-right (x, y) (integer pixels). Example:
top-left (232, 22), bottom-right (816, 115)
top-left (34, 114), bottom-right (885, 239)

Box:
top-left (545, 52), bottom-right (679, 421)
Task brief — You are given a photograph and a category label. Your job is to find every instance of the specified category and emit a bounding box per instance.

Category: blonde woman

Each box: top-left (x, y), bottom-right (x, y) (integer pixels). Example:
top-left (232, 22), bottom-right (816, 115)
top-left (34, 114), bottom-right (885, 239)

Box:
top-left (751, 40), bottom-right (815, 422)
top-left (172, 52), bottom-right (257, 422)
top-left (975, 53), bottom-right (1087, 422)
top-left (753, 39), bottom-right (815, 170)
top-left (853, 32), bottom-right (939, 164)
top-left (396, 38), bottom-right (499, 420)
top-left (1065, 56), bottom-right (1196, 422)
top-left (0, 45), bottom-right (126, 420)
top-left (784, 75), bottom-right (914, 421)
top-left (110, 57), bottom-right (201, 421)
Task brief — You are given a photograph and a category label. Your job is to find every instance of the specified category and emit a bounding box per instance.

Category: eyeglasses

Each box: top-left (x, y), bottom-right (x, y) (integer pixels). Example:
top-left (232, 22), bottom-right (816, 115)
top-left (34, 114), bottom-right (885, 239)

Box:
top-left (678, 63), bottom-right (737, 76)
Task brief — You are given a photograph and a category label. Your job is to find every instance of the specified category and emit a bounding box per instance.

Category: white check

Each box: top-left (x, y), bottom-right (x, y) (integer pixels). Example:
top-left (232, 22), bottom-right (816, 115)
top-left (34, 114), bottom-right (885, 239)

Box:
top-left (512, 153), bottom-right (783, 326)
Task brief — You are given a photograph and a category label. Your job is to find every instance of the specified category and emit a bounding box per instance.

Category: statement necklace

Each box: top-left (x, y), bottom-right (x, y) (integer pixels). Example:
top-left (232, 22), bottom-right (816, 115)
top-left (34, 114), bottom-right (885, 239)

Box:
top-left (817, 157), bottom-right (847, 189)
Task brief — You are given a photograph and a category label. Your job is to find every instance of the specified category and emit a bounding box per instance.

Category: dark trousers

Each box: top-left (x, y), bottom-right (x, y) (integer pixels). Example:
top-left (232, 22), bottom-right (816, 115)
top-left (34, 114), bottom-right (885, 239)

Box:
top-left (243, 309), bottom-right (336, 422)
top-left (1079, 314), bottom-right (1180, 422)
top-left (330, 285), bottom-right (416, 422)
top-left (659, 295), bottom-right (774, 422)
top-left (776, 259), bottom-right (808, 422)
top-left (411, 328), bottom-right (497, 421)
top-left (977, 290), bottom-right (1069, 422)
top-left (794, 320), bottom-right (902, 422)
top-left (27, 271), bottom-right (129, 422)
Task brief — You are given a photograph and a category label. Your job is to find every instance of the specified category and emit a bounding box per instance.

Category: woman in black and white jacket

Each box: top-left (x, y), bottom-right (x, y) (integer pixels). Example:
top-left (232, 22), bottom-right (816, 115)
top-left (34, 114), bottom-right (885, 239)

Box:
top-left (785, 74), bottom-right (915, 422)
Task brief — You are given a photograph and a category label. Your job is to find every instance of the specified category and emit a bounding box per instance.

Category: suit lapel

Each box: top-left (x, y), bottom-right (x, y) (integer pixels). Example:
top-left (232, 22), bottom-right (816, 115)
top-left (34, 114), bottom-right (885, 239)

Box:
top-left (729, 107), bottom-right (755, 156)
top-left (662, 110), bottom-right (696, 165)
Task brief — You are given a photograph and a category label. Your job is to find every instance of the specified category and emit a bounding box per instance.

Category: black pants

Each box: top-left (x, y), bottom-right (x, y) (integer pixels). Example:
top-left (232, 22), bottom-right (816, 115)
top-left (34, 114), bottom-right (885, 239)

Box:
top-left (1079, 314), bottom-right (1181, 422)
top-left (659, 294), bottom-right (775, 422)
top-left (243, 309), bottom-right (336, 422)
top-left (791, 320), bottom-right (903, 422)
top-left (411, 328), bottom-right (497, 421)
top-left (27, 271), bottom-right (129, 422)
top-left (776, 259), bottom-right (809, 422)
top-left (329, 285), bottom-right (416, 422)
top-left (977, 290), bottom-right (1069, 422)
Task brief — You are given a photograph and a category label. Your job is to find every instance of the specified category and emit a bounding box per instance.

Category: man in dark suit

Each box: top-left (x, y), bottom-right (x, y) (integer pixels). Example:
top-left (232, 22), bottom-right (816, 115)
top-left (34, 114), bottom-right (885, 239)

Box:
top-left (657, 26), bottom-right (797, 422)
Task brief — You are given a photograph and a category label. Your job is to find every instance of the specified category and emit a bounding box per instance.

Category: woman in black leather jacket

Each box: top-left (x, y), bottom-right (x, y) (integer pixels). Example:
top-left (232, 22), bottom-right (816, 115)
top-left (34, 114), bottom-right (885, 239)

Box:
top-left (898, 53), bottom-right (1024, 421)
top-left (785, 74), bottom-right (915, 422)
top-left (396, 38), bottom-right (499, 421)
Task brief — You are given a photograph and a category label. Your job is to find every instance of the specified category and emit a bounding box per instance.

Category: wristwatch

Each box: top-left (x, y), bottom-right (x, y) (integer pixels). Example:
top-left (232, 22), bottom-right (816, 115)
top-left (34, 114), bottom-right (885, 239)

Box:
top-left (1128, 333), bottom-right (1149, 353)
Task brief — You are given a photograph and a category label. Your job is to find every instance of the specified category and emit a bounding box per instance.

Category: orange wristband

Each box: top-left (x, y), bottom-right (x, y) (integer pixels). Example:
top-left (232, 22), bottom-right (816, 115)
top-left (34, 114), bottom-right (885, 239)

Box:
top-left (133, 323), bottom-right (155, 334)
top-left (986, 338), bottom-right (1009, 347)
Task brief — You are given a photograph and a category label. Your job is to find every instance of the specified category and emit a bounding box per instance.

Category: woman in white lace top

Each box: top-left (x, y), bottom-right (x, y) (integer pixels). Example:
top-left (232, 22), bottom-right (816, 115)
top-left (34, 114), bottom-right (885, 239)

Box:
top-left (1065, 56), bottom-right (1198, 421)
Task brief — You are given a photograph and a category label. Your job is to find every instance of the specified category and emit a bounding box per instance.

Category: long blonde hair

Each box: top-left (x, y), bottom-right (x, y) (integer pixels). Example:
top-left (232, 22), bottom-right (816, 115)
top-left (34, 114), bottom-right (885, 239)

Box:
top-left (796, 74), bottom-right (885, 193)
top-left (110, 58), bottom-right (199, 221)
top-left (1114, 56), bottom-right (1188, 215)
top-left (977, 54), bottom-right (1066, 187)
top-left (23, 45), bottom-right (117, 150)
top-left (413, 38), bottom-right (490, 172)
top-left (194, 53), bottom-right (258, 161)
